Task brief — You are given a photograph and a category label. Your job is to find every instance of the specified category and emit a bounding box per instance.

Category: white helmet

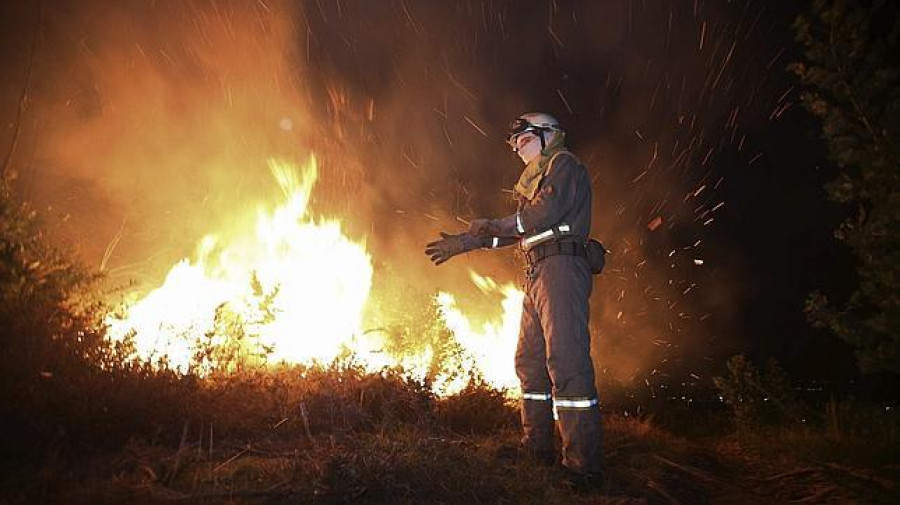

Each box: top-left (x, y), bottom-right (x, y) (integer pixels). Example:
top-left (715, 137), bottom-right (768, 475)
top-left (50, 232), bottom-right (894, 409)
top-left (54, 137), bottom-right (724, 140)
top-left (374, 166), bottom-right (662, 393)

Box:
top-left (506, 112), bottom-right (562, 151)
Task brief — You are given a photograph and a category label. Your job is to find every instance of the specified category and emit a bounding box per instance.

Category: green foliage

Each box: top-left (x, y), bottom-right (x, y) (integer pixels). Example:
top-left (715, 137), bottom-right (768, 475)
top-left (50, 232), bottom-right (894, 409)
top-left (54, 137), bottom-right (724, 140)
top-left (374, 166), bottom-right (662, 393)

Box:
top-left (792, 0), bottom-right (900, 373)
top-left (0, 188), bottom-right (118, 460)
top-left (713, 355), bottom-right (802, 433)
top-left (0, 188), bottom-right (216, 460)
top-left (0, 191), bottom-right (108, 370)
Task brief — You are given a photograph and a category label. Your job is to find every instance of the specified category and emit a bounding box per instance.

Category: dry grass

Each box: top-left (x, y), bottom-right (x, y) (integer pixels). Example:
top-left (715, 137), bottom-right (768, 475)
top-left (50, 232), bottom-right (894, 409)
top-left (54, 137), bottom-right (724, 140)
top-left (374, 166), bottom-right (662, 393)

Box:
top-left (4, 181), bottom-right (897, 504)
top-left (0, 363), bottom-right (714, 504)
top-left (2, 363), bottom-right (898, 504)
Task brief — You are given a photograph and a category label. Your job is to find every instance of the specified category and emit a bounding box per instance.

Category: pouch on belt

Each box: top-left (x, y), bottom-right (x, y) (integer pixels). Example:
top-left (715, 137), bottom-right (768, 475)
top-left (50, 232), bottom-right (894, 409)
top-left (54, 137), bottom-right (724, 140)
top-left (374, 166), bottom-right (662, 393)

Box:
top-left (584, 239), bottom-right (608, 275)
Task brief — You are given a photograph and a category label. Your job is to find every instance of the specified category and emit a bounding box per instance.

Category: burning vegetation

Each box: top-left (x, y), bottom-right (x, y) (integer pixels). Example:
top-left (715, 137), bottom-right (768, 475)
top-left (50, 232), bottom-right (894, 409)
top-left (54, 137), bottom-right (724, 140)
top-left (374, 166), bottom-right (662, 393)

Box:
top-left (102, 153), bottom-right (523, 394)
top-left (1, 0), bottom-right (899, 503)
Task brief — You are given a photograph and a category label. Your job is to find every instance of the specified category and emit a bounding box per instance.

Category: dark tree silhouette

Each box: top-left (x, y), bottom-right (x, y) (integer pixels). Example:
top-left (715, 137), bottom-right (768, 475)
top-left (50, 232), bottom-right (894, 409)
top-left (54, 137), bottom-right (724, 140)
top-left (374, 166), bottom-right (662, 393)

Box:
top-left (792, 0), bottom-right (900, 373)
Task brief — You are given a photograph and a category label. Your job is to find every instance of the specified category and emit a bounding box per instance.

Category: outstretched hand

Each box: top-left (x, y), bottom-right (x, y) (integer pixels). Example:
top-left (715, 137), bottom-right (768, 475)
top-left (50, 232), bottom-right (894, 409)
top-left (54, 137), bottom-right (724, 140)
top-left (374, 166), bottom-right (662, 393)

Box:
top-left (425, 232), bottom-right (468, 266)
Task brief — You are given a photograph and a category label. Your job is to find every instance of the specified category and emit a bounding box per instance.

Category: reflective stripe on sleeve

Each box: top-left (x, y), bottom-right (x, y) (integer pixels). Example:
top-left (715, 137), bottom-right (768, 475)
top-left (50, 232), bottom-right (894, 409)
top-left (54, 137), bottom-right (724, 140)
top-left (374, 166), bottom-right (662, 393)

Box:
top-left (491, 237), bottom-right (500, 248)
top-left (522, 229), bottom-right (555, 248)
top-left (516, 213), bottom-right (525, 234)
top-left (522, 392), bottom-right (552, 401)
top-left (553, 397), bottom-right (599, 409)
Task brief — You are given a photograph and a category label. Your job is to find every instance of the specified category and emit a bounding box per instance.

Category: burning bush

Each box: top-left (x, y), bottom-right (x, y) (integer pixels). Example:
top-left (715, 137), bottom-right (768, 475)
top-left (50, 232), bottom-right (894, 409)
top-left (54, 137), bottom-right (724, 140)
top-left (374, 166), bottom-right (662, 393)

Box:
top-left (1, 187), bottom-right (517, 466)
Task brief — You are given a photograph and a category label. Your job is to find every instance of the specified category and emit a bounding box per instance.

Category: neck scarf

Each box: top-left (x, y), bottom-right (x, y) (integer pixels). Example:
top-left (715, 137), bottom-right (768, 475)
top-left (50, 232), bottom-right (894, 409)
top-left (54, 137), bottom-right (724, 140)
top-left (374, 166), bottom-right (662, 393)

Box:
top-left (514, 132), bottom-right (567, 200)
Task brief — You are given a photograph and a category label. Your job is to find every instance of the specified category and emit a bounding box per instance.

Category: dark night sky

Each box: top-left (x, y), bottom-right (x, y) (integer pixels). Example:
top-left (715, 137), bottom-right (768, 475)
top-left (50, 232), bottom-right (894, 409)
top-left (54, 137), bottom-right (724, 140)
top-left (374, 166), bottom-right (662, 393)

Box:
top-left (294, 0), bottom-right (860, 381)
top-left (0, 1), bottom-right (863, 384)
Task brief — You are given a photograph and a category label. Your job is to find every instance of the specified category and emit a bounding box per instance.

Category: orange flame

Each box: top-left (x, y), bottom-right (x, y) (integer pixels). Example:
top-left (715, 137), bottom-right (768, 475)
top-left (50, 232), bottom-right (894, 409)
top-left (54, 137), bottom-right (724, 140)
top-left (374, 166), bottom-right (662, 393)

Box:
top-left (106, 155), bottom-right (524, 394)
top-left (435, 271), bottom-right (523, 393)
top-left (106, 156), bottom-right (372, 372)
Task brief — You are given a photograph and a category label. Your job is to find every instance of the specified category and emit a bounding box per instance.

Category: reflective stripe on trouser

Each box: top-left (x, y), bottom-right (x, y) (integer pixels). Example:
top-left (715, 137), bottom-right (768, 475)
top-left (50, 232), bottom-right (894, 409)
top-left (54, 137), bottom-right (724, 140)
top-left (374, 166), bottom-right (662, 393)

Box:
top-left (553, 396), bottom-right (599, 419)
top-left (515, 254), bottom-right (602, 474)
top-left (519, 390), bottom-right (554, 453)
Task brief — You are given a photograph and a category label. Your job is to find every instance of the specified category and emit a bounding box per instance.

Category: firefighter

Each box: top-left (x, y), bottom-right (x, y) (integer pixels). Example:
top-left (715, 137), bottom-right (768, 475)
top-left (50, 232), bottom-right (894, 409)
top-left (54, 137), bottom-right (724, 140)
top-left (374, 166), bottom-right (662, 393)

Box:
top-left (425, 112), bottom-right (602, 483)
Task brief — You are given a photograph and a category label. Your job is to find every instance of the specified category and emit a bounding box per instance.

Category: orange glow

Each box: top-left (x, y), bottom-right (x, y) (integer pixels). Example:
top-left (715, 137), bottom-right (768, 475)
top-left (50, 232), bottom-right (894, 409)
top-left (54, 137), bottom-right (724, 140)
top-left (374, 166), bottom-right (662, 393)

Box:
top-left (106, 156), bottom-right (373, 373)
top-left (106, 155), bottom-right (524, 395)
top-left (436, 271), bottom-right (523, 394)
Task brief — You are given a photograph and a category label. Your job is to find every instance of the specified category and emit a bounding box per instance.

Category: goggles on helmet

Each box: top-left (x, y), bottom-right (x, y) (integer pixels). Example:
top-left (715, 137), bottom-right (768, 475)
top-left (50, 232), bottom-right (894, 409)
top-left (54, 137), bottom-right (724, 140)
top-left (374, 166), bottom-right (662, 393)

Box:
top-left (506, 116), bottom-right (560, 151)
top-left (506, 119), bottom-right (540, 150)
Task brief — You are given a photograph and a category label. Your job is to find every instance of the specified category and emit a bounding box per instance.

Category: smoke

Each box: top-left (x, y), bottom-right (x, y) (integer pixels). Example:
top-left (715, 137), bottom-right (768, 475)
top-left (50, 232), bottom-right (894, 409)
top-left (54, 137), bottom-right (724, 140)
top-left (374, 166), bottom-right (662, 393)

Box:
top-left (295, 0), bottom-right (793, 384)
top-left (3, 0), bottom-right (313, 281)
top-left (1, 0), bottom-right (797, 384)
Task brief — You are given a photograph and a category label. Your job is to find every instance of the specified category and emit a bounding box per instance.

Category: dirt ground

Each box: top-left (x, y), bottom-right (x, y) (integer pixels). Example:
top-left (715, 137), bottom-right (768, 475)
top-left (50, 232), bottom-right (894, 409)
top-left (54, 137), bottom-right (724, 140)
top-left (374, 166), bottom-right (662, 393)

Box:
top-left (4, 420), bottom-right (897, 504)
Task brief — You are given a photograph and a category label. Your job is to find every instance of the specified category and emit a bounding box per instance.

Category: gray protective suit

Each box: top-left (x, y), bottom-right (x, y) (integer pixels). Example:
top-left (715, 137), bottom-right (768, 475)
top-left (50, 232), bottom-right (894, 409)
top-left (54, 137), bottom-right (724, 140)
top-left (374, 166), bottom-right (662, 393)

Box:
top-left (513, 150), bottom-right (601, 474)
top-left (424, 147), bottom-right (602, 474)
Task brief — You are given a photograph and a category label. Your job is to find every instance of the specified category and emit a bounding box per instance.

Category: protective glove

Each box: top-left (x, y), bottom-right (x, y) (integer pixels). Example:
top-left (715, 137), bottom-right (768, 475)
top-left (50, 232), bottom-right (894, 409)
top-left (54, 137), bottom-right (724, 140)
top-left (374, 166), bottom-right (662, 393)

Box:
top-left (425, 232), bottom-right (481, 266)
top-left (468, 214), bottom-right (520, 238)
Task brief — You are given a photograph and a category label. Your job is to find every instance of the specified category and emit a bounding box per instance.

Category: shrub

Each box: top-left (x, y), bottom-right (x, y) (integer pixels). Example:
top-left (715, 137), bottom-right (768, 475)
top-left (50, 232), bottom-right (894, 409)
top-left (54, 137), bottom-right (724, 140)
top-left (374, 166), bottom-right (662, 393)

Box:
top-left (713, 355), bottom-right (803, 433)
top-left (0, 190), bottom-right (113, 462)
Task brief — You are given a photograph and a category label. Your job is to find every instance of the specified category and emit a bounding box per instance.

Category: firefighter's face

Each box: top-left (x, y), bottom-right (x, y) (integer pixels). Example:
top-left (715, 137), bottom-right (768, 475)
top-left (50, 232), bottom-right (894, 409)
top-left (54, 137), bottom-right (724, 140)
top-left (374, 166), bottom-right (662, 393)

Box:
top-left (513, 132), bottom-right (541, 164)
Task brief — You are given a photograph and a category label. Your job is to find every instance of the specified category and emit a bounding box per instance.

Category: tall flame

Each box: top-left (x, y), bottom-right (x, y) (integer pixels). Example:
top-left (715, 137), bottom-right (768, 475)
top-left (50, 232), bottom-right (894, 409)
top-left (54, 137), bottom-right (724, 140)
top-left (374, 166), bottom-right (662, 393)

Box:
top-left (106, 155), bottom-right (525, 395)
top-left (106, 156), bottom-right (373, 372)
top-left (436, 271), bottom-right (523, 393)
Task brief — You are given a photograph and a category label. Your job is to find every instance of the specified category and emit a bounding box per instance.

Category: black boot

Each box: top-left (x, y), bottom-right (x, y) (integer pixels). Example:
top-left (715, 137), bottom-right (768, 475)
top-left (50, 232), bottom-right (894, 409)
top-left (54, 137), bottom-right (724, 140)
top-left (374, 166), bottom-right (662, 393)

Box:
top-left (495, 443), bottom-right (558, 466)
top-left (559, 465), bottom-right (604, 493)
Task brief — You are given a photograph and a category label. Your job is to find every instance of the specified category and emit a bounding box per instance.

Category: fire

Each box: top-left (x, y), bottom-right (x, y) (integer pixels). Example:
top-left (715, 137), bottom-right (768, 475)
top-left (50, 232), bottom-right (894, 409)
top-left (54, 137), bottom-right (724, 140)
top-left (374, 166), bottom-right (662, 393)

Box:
top-left (106, 155), bottom-right (525, 394)
top-left (435, 272), bottom-right (523, 393)
top-left (106, 156), bottom-right (373, 372)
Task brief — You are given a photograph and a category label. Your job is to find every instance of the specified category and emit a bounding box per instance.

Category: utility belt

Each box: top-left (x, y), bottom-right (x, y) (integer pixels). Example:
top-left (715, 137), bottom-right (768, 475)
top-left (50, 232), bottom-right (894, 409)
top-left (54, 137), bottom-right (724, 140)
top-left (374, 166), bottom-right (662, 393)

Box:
top-left (521, 223), bottom-right (574, 250)
top-left (525, 240), bottom-right (587, 265)
top-left (521, 223), bottom-right (608, 275)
